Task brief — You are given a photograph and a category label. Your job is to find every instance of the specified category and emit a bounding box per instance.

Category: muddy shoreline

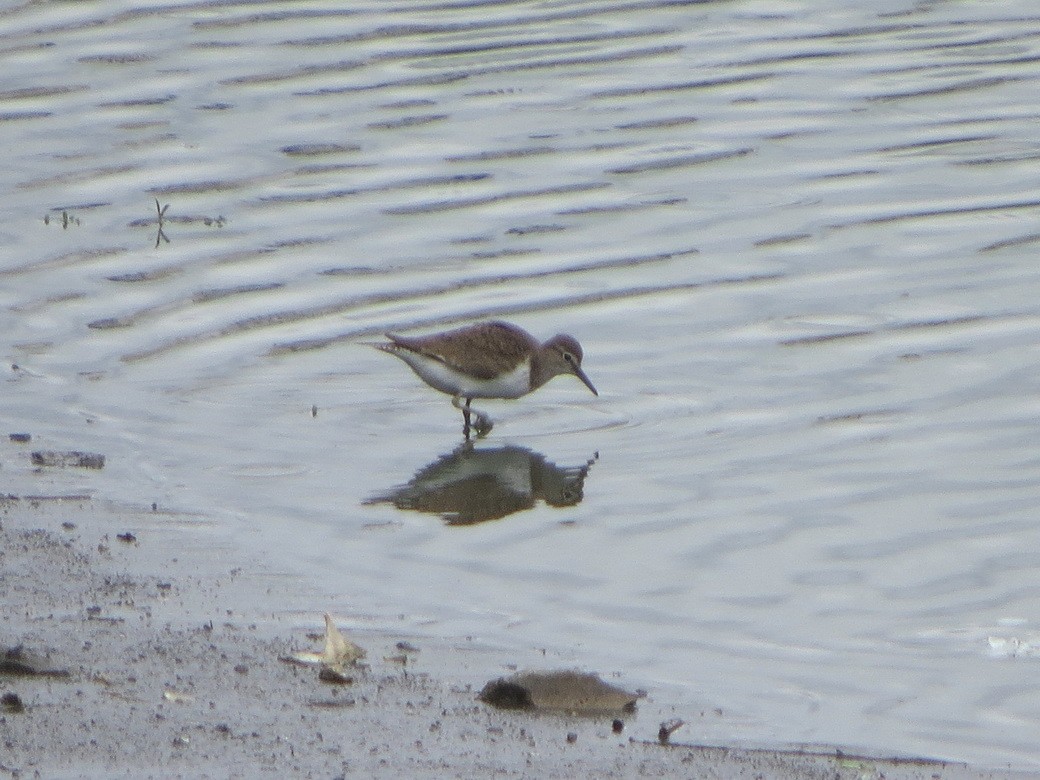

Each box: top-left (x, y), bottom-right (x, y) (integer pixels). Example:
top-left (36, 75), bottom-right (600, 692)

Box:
top-left (0, 495), bottom-right (1030, 779)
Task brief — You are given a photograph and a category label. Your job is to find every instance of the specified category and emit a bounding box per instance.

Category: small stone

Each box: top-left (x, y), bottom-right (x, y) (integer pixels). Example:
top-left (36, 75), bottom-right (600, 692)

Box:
top-left (318, 666), bottom-right (353, 685)
top-left (2, 692), bottom-right (25, 713)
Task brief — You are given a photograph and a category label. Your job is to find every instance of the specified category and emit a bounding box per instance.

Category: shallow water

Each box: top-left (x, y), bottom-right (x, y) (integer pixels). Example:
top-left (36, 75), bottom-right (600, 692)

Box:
top-left (4, 0), bottom-right (1040, 769)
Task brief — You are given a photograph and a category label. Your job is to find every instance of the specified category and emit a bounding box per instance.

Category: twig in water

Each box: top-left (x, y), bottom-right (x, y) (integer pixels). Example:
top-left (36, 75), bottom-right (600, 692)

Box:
top-left (154, 198), bottom-right (170, 248)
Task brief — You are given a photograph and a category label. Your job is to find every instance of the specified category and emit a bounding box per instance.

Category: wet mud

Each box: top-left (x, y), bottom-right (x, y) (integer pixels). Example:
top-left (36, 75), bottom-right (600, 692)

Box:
top-left (1, 497), bottom-right (1027, 779)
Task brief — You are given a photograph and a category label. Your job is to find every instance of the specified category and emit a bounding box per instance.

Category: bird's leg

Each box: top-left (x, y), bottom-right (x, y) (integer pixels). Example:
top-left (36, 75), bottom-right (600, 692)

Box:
top-left (452, 396), bottom-right (493, 438)
top-left (453, 396), bottom-right (472, 439)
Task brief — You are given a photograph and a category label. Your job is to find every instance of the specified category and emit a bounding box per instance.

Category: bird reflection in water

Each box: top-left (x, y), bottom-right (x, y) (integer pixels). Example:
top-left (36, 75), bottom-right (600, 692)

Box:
top-left (364, 444), bottom-right (598, 525)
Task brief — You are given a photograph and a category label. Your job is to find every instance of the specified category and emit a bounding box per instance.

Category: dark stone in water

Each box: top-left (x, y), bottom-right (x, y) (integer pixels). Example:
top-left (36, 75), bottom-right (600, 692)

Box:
top-left (478, 670), bottom-right (640, 714)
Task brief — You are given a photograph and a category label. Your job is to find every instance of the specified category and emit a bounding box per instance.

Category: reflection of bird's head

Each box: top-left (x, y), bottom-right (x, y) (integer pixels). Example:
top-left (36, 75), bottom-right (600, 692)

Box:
top-left (536, 459), bottom-right (589, 508)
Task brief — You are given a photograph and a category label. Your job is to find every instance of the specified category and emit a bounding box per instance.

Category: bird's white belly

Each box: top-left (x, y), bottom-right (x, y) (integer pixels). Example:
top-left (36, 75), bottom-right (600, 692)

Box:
top-left (399, 353), bottom-right (531, 399)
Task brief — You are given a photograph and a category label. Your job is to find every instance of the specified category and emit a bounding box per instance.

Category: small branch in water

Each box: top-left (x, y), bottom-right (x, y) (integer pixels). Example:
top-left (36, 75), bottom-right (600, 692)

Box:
top-left (154, 198), bottom-right (170, 248)
top-left (136, 198), bottom-right (225, 245)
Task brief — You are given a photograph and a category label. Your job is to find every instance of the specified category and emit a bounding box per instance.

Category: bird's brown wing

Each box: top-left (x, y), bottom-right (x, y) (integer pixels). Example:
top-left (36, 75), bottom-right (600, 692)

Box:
top-left (385, 322), bottom-right (537, 380)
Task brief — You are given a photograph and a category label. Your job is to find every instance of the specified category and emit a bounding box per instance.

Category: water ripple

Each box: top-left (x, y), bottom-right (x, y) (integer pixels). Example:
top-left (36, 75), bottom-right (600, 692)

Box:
top-left (5, 0), bottom-right (1040, 769)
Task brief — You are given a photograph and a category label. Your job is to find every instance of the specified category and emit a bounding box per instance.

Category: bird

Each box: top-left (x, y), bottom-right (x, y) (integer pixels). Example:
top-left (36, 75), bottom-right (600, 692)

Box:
top-left (373, 320), bottom-right (598, 438)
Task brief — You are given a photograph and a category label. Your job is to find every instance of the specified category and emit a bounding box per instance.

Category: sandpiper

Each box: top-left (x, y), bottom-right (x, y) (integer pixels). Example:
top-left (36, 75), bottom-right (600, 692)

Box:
top-left (374, 320), bottom-right (598, 438)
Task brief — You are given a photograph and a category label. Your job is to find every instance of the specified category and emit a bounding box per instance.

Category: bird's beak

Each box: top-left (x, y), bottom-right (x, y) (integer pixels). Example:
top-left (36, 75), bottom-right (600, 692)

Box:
top-left (573, 365), bottom-right (598, 396)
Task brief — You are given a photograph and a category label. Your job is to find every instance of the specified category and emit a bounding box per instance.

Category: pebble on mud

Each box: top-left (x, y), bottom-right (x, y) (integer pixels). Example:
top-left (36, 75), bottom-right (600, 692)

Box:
top-left (318, 666), bottom-right (354, 685)
top-left (31, 450), bottom-right (106, 469)
top-left (2, 692), bottom-right (26, 713)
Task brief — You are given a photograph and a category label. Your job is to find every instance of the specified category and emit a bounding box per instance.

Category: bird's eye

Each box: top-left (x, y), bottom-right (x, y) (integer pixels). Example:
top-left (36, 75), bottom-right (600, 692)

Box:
top-left (564, 352), bottom-right (574, 363)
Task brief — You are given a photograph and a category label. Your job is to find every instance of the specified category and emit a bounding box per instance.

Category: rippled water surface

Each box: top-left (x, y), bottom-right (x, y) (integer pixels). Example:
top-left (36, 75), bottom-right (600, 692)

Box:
top-left (5, 0), bottom-right (1040, 769)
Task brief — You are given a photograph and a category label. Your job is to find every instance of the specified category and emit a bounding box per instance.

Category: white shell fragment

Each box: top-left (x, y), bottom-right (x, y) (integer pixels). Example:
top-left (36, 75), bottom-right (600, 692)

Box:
top-left (287, 613), bottom-right (366, 671)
